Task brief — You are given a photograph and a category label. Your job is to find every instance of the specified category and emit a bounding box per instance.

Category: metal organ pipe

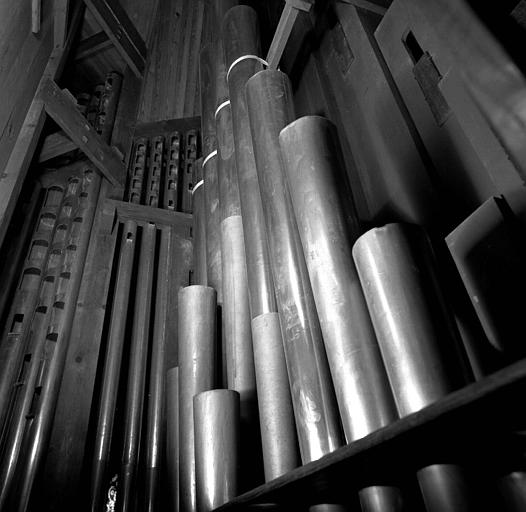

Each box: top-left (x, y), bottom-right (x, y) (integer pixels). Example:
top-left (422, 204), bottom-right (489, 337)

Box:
top-left (166, 367), bottom-right (180, 512)
top-left (244, 66), bottom-right (343, 465)
top-left (192, 158), bottom-right (207, 285)
top-left (353, 223), bottom-right (479, 512)
top-left (194, 389), bottom-right (240, 512)
top-left (178, 285), bottom-right (217, 512)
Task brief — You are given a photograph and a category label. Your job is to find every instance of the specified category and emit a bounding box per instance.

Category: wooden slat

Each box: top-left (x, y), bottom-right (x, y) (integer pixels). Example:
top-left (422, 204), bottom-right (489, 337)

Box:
top-left (38, 131), bottom-right (78, 162)
top-left (83, 0), bottom-right (147, 77)
top-left (40, 78), bottom-right (125, 186)
top-left (74, 31), bottom-right (112, 60)
top-left (337, 0), bottom-right (388, 15)
top-left (32, 0), bottom-right (41, 34)
top-left (54, 0), bottom-right (69, 47)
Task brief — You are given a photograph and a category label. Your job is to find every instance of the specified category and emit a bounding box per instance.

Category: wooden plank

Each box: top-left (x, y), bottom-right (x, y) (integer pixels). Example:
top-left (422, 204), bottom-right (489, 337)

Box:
top-left (32, 0), bottom-right (41, 34)
top-left (38, 130), bottom-right (78, 162)
top-left (215, 358), bottom-right (526, 509)
top-left (54, 0), bottom-right (69, 47)
top-left (134, 116), bottom-right (201, 138)
top-left (267, 4), bottom-right (300, 69)
top-left (184, 0), bottom-right (204, 117)
top-left (40, 78), bottom-right (125, 186)
top-left (74, 31), bottom-right (112, 60)
top-left (337, 0), bottom-right (388, 15)
top-left (83, 0), bottom-right (147, 77)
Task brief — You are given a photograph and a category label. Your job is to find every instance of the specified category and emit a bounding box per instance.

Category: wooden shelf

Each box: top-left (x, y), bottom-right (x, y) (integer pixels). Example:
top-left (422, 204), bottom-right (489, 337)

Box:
top-left (214, 359), bottom-right (526, 510)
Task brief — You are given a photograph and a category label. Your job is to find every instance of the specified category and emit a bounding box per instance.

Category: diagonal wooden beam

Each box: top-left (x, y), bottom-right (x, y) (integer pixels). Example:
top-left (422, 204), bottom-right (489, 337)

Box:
top-left (54, 0), bottom-right (70, 47)
top-left (74, 31), bottom-right (112, 61)
top-left (83, 0), bottom-right (146, 77)
top-left (38, 131), bottom-right (78, 163)
top-left (40, 78), bottom-right (125, 186)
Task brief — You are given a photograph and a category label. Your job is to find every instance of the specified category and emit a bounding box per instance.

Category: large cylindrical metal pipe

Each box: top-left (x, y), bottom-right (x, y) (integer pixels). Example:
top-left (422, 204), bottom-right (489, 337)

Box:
top-left (90, 219), bottom-right (138, 512)
top-left (353, 224), bottom-right (478, 512)
top-left (223, 6), bottom-right (276, 318)
top-left (144, 227), bottom-right (172, 511)
top-left (244, 70), bottom-right (343, 463)
top-left (178, 285), bottom-right (217, 512)
top-left (252, 313), bottom-right (299, 480)
top-left (280, 113), bottom-right (404, 508)
top-left (194, 389), bottom-right (239, 512)
top-left (119, 223), bottom-right (156, 512)
top-left (192, 158), bottom-right (207, 285)
top-left (166, 367), bottom-right (179, 512)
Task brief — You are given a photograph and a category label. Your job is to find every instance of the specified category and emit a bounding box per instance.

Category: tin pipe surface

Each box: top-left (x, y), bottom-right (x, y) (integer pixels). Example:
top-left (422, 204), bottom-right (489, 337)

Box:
top-left (90, 219), bottom-right (138, 512)
top-left (252, 313), bottom-right (299, 481)
top-left (166, 367), bottom-right (179, 512)
top-left (144, 227), bottom-right (172, 511)
top-left (193, 158), bottom-right (207, 285)
top-left (223, 6), bottom-right (277, 317)
top-left (178, 285), bottom-right (217, 512)
top-left (15, 169), bottom-right (101, 512)
top-left (245, 70), bottom-right (343, 463)
top-left (194, 389), bottom-right (239, 512)
top-left (353, 223), bottom-right (478, 512)
top-left (119, 223), bottom-right (156, 512)
top-left (280, 114), bottom-right (404, 509)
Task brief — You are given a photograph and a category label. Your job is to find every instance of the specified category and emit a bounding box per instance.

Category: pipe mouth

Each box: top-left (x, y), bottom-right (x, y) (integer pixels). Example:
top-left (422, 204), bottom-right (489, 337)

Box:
top-left (279, 115), bottom-right (334, 140)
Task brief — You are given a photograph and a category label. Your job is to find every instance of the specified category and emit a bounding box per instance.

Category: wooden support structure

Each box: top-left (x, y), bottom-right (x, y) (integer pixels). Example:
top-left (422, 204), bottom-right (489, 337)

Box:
top-left (83, 0), bottom-right (147, 77)
top-left (266, 0), bottom-right (314, 69)
top-left (336, 0), bottom-right (388, 15)
top-left (32, 0), bottom-right (42, 34)
top-left (38, 131), bottom-right (78, 163)
top-left (54, 0), bottom-right (70, 47)
top-left (74, 31), bottom-right (112, 61)
top-left (40, 78), bottom-right (125, 187)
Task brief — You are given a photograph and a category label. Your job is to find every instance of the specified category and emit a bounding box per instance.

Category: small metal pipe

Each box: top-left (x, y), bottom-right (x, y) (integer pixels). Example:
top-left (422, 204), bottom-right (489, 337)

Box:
top-left (223, 6), bottom-right (277, 317)
top-left (89, 219), bottom-right (138, 512)
top-left (166, 367), bottom-right (179, 512)
top-left (119, 223), bottom-right (156, 512)
top-left (192, 158), bottom-right (207, 285)
top-left (178, 285), bottom-right (217, 512)
top-left (251, 313), bottom-right (299, 481)
top-left (144, 227), bottom-right (172, 512)
top-left (244, 69), bottom-right (343, 464)
top-left (194, 389), bottom-right (239, 512)
top-left (98, 71), bottom-right (123, 144)
top-left (164, 132), bottom-right (182, 210)
top-left (146, 135), bottom-right (165, 208)
top-left (127, 137), bottom-right (149, 204)
top-left (353, 223), bottom-right (478, 512)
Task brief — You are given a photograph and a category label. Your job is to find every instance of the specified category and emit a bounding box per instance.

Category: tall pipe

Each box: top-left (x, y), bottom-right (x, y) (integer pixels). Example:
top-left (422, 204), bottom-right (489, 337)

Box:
top-left (192, 158), bottom-right (207, 285)
top-left (14, 168), bottom-right (101, 512)
top-left (279, 114), bottom-right (404, 510)
top-left (194, 389), bottom-right (239, 512)
top-left (223, 6), bottom-right (276, 318)
top-left (144, 227), bottom-right (172, 511)
top-left (353, 224), bottom-right (479, 512)
top-left (119, 223), bottom-right (156, 512)
top-left (166, 367), bottom-right (179, 512)
top-left (178, 285), bottom-right (217, 512)
top-left (90, 219), bottom-right (138, 512)
top-left (244, 68), bottom-right (343, 463)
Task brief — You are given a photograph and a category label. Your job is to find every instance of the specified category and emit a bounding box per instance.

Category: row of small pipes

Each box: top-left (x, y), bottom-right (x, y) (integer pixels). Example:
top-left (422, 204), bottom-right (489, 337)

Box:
top-left (175, 4), bottom-right (522, 512)
top-left (0, 164), bottom-right (101, 511)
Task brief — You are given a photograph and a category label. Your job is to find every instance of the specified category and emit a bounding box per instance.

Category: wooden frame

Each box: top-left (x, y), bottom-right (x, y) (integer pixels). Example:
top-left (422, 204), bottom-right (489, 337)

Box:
top-left (74, 31), bottom-right (112, 61)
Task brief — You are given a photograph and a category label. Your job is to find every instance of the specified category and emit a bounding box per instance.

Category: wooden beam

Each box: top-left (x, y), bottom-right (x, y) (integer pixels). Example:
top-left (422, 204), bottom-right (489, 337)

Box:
top-left (74, 31), bottom-right (112, 60)
top-left (266, 0), bottom-right (314, 69)
top-left (54, 0), bottom-right (70, 47)
top-left (83, 0), bottom-right (147, 77)
top-left (0, 2), bottom-right (84, 250)
top-left (38, 131), bottom-right (78, 162)
top-left (336, 0), bottom-right (388, 15)
top-left (32, 0), bottom-right (42, 34)
top-left (40, 78), bottom-right (125, 186)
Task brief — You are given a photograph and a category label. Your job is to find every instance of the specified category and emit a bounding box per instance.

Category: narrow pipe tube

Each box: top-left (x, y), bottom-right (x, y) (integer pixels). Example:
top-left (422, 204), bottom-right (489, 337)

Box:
top-left (244, 69), bottom-right (343, 463)
top-left (144, 227), bottom-right (172, 511)
top-left (280, 113), bottom-right (405, 510)
top-left (166, 367), bottom-right (179, 512)
top-left (353, 223), bottom-right (479, 512)
top-left (90, 219), bottom-right (138, 512)
top-left (223, 6), bottom-right (277, 317)
top-left (194, 389), bottom-right (239, 512)
top-left (178, 285), bottom-right (217, 512)
top-left (252, 313), bottom-right (299, 481)
top-left (98, 71), bottom-right (122, 144)
top-left (192, 158), bottom-right (207, 285)
top-left (119, 223), bottom-right (156, 512)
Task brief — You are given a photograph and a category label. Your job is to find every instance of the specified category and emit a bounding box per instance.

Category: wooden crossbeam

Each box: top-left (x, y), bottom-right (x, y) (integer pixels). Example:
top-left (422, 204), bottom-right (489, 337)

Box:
top-left (266, 0), bottom-right (314, 69)
top-left (38, 131), bottom-right (78, 163)
top-left (83, 0), bottom-right (146, 77)
top-left (54, 0), bottom-right (70, 47)
top-left (74, 31), bottom-right (112, 60)
top-left (336, 0), bottom-right (388, 15)
top-left (40, 79), bottom-right (124, 186)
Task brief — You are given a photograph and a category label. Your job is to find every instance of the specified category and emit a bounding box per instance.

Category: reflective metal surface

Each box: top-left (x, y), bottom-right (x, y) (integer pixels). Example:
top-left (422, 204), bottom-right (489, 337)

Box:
top-left (166, 367), bottom-right (179, 512)
top-left (245, 70), bottom-right (343, 463)
top-left (194, 389), bottom-right (239, 512)
top-left (223, 6), bottom-right (277, 317)
top-left (252, 312), bottom-right (299, 481)
top-left (193, 158), bottom-right (207, 285)
top-left (178, 285), bottom-right (217, 512)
